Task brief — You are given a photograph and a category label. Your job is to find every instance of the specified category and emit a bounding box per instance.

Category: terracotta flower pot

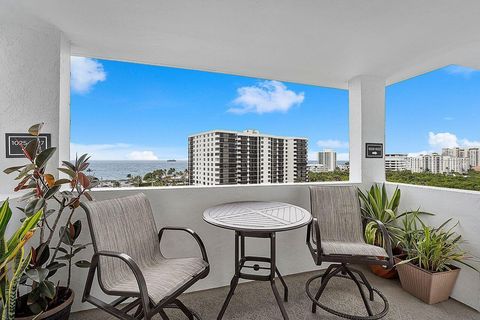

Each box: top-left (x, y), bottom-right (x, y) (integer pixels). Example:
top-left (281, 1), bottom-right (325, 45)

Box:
top-left (16, 288), bottom-right (74, 320)
top-left (369, 250), bottom-right (406, 279)
top-left (369, 263), bottom-right (399, 279)
top-left (395, 257), bottom-right (460, 304)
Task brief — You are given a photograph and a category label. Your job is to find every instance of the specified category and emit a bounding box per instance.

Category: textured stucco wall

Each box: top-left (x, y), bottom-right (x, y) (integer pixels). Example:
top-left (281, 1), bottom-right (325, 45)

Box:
top-left (0, 20), bottom-right (70, 195)
top-left (385, 182), bottom-right (480, 311)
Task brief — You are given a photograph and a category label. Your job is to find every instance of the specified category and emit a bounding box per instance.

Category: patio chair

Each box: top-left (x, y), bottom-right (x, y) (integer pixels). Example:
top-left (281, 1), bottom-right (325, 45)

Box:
top-left (81, 193), bottom-right (209, 320)
top-left (305, 186), bottom-right (393, 320)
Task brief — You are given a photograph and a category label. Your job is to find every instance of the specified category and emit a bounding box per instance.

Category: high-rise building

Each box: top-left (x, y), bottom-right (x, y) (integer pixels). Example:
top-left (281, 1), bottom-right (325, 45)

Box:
top-left (405, 153), bottom-right (470, 174)
top-left (406, 156), bottom-right (424, 173)
top-left (188, 130), bottom-right (308, 185)
top-left (467, 148), bottom-right (480, 167)
top-left (317, 149), bottom-right (337, 172)
top-left (385, 154), bottom-right (407, 171)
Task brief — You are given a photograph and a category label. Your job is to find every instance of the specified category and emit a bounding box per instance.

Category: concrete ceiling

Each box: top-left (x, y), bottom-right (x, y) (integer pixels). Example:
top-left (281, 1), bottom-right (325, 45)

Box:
top-left (5, 0), bottom-right (480, 88)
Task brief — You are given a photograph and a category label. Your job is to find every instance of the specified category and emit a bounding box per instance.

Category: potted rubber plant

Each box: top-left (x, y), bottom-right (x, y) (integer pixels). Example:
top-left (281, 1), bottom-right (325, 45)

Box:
top-left (3, 123), bottom-right (97, 319)
top-left (395, 217), bottom-right (477, 304)
top-left (0, 200), bottom-right (42, 320)
top-left (358, 183), bottom-right (429, 278)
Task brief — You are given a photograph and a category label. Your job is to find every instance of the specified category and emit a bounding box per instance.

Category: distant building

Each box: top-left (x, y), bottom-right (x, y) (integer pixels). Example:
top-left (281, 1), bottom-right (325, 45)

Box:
top-left (188, 130), bottom-right (308, 185)
top-left (318, 149), bottom-right (337, 172)
top-left (405, 153), bottom-right (470, 174)
top-left (337, 162), bottom-right (349, 172)
top-left (308, 163), bottom-right (327, 173)
top-left (385, 154), bottom-right (407, 171)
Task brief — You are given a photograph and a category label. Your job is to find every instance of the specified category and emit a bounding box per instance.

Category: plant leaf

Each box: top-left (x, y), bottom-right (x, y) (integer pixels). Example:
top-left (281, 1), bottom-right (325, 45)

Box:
top-left (28, 123), bottom-right (44, 136)
top-left (3, 165), bottom-right (26, 174)
top-left (75, 260), bottom-right (91, 268)
top-left (35, 147), bottom-right (57, 169)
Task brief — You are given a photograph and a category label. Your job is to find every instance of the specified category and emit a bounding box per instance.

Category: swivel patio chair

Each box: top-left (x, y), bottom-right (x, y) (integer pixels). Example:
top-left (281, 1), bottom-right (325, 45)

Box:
top-left (305, 186), bottom-right (393, 320)
top-left (81, 193), bottom-right (209, 320)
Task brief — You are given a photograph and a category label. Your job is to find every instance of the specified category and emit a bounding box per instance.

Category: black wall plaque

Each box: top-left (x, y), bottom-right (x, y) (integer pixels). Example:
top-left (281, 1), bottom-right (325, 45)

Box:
top-left (365, 143), bottom-right (383, 158)
top-left (5, 133), bottom-right (51, 158)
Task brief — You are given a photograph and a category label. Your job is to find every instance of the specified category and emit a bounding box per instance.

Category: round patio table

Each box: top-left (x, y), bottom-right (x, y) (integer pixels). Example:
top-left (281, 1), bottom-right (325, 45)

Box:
top-left (203, 201), bottom-right (312, 320)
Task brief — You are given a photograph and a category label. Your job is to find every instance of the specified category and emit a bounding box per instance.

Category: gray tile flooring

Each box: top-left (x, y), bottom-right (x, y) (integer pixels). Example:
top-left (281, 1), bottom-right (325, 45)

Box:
top-left (71, 269), bottom-right (479, 320)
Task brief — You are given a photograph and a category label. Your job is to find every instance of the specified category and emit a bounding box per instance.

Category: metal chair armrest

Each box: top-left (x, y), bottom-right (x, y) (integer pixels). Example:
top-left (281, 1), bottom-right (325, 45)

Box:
top-left (306, 218), bottom-right (322, 265)
top-left (158, 227), bottom-right (209, 264)
top-left (364, 217), bottom-right (394, 267)
top-left (83, 251), bottom-right (150, 307)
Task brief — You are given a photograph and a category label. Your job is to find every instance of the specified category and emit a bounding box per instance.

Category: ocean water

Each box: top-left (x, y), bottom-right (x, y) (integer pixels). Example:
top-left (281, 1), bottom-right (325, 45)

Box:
top-left (87, 160), bottom-right (188, 180)
top-left (86, 160), bottom-right (346, 181)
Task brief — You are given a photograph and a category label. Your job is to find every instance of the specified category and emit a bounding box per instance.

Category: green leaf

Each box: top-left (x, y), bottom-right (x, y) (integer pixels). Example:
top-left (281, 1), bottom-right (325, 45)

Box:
top-left (58, 168), bottom-right (76, 178)
top-left (73, 244), bottom-right (88, 254)
top-left (39, 280), bottom-right (55, 299)
top-left (57, 247), bottom-right (69, 254)
top-left (61, 161), bottom-right (76, 171)
top-left (3, 165), bottom-right (26, 174)
top-left (28, 123), bottom-right (44, 136)
top-left (25, 139), bottom-right (39, 160)
top-left (27, 287), bottom-right (41, 305)
top-left (54, 178), bottom-right (71, 186)
top-left (75, 260), bottom-right (91, 268)
top-left (35, 147), bottom-right (57, 169)
top-left (35, 243), bottom-right (50, 266)
top-left (15, 163), bottom-right (35, 180)
top-left (26, 268), bottom-right (49, 283)
top-left (44, 185), bottom-right (61, 199)
top-left (72, 220), bottom-right (82, 240)
top-left (45, 262), bottom-right (66, 278)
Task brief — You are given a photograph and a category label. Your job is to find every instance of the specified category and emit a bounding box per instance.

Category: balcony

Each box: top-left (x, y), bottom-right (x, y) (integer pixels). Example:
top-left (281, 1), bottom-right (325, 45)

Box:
top-left (1, 1), bottom-right (480, 319)
top-left (71, 267), bottom-right (478, 320)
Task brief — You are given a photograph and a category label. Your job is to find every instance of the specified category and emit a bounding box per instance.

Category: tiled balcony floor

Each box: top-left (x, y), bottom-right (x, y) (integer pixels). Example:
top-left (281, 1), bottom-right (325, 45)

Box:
top-left (71, 267), bottom-right (479, 320)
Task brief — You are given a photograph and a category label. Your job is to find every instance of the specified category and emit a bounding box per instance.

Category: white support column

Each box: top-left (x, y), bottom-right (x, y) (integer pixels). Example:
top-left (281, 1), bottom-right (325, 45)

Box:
top-left (349, 75), bottom-right (386, 184)
top-left (0, 19), bottom-right (71, 196)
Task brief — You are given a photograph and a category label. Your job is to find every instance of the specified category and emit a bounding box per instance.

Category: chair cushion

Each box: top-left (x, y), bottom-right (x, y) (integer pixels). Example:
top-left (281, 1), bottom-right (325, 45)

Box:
top-left (105, 257), bottom-right (208, 303)
top-left (321, 241), bottom-right (388, 257)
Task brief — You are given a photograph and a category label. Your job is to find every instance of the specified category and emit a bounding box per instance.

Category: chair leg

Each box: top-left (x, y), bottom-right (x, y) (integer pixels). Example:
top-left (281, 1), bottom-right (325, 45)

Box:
top-left (312, 264), bottom-right (343, 313)
top-left (159, 309), bottom-right (170, 320)
top-left (350, 266), bottom-right (375, 301)
top-left (343, 267), bottom-right (374, 316)
top-left (173, 299), bottom-right (195, 320)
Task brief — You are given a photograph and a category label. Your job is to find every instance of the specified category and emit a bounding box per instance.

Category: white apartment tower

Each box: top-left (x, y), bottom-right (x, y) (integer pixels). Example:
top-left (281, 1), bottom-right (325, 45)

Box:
top-left (188, 130), bottom-right (308, 185)
top-left (318, 149), bottom-right (337, 172)
top-left (385, 154), bottom-right (407, 171)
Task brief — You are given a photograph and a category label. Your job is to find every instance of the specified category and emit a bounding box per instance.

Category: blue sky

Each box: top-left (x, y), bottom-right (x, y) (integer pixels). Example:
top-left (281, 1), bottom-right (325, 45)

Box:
top-left (70, 58), bottom-right (480, 161)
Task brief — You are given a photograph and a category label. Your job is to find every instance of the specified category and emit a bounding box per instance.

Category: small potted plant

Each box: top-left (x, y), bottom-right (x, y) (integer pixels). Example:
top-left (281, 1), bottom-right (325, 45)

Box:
top-left (3, 123), bottom-right (96, 319)
top-left (358, 183), bottom-right (429, 278)
top-left (395, 216), bottom-right (477, 304)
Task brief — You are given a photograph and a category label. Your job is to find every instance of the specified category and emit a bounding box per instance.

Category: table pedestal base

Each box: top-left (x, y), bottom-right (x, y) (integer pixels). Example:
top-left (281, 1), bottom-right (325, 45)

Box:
top-left (217, 231), bottom-right (289, 320)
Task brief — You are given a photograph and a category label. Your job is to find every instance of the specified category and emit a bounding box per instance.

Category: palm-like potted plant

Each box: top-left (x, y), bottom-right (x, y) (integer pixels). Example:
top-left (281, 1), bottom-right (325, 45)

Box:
top-left (358, 183), bottom-right (429, 278)
top-left (0, 200), bottom-right (42, 320)
top-left (395, 217), bottom-right (477, 304)
top-left (3, 123), bottom-right (96, 319)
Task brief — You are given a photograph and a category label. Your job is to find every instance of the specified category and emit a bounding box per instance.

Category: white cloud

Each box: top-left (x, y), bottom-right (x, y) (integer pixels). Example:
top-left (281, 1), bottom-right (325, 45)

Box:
top-left (127, 151), bottom-right (159, 161)
top-left (229, 80), bottom-right (304, 114)
top-left (71, 57), bottom-right (106, 94)
top-left (316, 139), bottom-right (349, 149)
top-left (427, 132), bottom-right (480, 150)
top-left (444, 65), bottom-right (478, 78)
top-left (443, 116), bottom-right (454, 121)
top-left (461, 138), bottom-right (480, 147)
top-left (428, 132), bottom-right (458, 149)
